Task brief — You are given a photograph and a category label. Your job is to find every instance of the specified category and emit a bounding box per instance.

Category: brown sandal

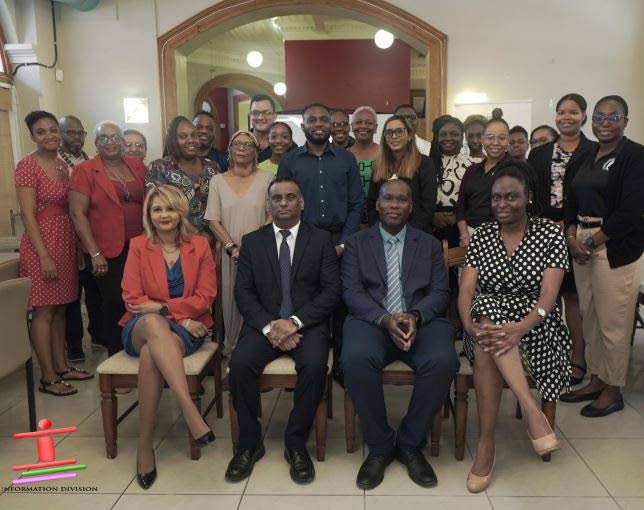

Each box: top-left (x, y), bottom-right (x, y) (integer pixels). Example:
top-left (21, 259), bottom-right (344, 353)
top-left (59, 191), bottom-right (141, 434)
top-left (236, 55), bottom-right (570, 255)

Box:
top-left (39, 378), bottom-right (78, 397)
top-left (56, 366), bottom-right (94, 381)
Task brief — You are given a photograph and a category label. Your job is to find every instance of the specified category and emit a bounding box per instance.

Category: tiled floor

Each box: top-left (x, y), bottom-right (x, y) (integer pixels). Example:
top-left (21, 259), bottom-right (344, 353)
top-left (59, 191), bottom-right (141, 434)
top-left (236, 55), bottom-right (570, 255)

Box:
top-left (2, 331), bottom-right (644, 509)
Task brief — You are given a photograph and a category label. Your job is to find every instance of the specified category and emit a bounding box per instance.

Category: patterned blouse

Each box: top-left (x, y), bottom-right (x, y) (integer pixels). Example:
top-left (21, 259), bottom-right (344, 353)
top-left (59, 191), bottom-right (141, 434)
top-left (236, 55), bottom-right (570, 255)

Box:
top-left (549, 143), bottom-right (572, 209)
top-left (436, 153), bottom-right (479, 210)
top-left (145, 156), bottom-right (221, 232)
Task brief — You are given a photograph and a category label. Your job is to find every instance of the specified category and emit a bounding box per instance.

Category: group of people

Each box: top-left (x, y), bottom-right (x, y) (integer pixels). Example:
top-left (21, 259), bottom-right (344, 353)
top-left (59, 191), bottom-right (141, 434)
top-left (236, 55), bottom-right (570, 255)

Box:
top-left (14, 91), bottom-right (643, 492)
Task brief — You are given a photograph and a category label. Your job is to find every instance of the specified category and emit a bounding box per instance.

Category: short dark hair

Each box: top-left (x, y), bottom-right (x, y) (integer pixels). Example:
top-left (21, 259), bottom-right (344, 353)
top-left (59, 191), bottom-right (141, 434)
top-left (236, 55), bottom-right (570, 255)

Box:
top-left (529, 124), bottom-right (558, 140)
top-left (438, 116), bottom-right (464, 136)
top-left (595, 95), bottom-right (629, 117)
top-left (25, 110), bottom-right (58, 135)
top-left (163, 115), bottom-right (193, 159)
top-left (193, 110), bottom-right (214, 121)
top-left (393, 103), bottom-right (416, 114)
top-left (250, 94), bottom-right (276, 112)
top-left (509, 125), bottom-right (528, 138)
top-left (269, 121), bottom-right (293, 138)
top-left (378, 178), bottom-right (412, 200)
top-left (485, 118), bottom-right (510, 132)
top-left (492, 160), bottom-right (537, 214)
top-left (123, 129), bottom-right (147, 148)
top-left (463, 114), bottom-right (487, 132)
top-left (556, 93), bottom-right (588, 125)
top-left (330, 109), bottom-right (350, 121)
top-left (268, 176), bottom-right (302, 197)
top-left (302, 102), bottom-right (331, 117)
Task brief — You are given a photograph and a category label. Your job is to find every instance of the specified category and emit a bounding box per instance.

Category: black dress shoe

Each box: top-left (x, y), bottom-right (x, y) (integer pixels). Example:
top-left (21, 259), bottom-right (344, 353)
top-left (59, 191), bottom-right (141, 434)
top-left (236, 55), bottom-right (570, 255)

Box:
top-left (196, 430), bottom-right (216, 447)
top-left (136, 450), bottom-right (157, 490)
top-left (581, 397), bottom-right (624, 417)
top-left (356, 452), bottom-right (394, 490)
top-left (225, 443), bottom-right (265, 482)
top-left (284, 447), bottom-right (315, 484)
top-left (560, 390), bottom-right (602, 403)
top-left (395, 446), bottom-right (437, 488)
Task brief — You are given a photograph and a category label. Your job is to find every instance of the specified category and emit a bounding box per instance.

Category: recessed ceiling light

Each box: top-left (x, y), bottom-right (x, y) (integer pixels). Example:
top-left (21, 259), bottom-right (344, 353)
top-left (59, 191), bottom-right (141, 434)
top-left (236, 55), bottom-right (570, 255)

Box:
top-left (246, 51), bottom-right (263, 68)
top-left (374, 30), bottom-right (394, 49)
top-left (274, 82), bottom-right (287, 95)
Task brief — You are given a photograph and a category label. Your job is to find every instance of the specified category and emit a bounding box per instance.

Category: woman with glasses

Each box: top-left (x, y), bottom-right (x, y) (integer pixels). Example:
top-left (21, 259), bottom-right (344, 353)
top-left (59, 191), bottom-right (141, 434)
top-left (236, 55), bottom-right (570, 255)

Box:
top-left (69, 121), bottom-right (147, 355)
top-left (349, 106), bottom-right (379, 224)
top-left (257, 122), bottom-right (296, 175)
top-left (145, 116), bottom-right (221, 243)
top-left (205, 131), bottom-right (273, 355)
top-left (528, 93), bottom-right (597, 387)
top-left (560, 96), bottom-right (644, 417)
top-left (124, 129), bottom-right (147, 161)
top-left (366, 115), bottom-right (437, 232)
top-left (456, 119), bottom-right (512, 247)
top-left (529, 125), bottom-right (558, 151)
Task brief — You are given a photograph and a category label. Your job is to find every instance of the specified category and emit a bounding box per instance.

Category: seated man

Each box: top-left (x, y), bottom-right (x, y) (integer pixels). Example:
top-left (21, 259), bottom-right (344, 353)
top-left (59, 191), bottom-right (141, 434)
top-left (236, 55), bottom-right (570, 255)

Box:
top-left (341, 179), bottom-right (458, 490)
top-left (226, 177), bottom-right (341, 484)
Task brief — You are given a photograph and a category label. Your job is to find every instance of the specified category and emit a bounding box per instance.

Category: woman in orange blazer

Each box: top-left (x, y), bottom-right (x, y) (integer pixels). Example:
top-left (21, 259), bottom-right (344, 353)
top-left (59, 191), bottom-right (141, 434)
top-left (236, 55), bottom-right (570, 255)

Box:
top-left (120, 184), bottom-right (217, 490)
top-left (69, 121), bottom-right (147, 355)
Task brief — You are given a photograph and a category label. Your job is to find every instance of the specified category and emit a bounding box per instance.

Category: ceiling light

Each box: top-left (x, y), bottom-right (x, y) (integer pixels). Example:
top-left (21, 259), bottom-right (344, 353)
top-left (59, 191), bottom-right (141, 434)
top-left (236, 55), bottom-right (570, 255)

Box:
top-left (374, 30), bottom-right (394, 49)
top-left (455, 91), bottom-right (488, 105)
top-left (246, 51), bottom-right (263, 68)
top-left (274, 82), bottom-right (287, 96)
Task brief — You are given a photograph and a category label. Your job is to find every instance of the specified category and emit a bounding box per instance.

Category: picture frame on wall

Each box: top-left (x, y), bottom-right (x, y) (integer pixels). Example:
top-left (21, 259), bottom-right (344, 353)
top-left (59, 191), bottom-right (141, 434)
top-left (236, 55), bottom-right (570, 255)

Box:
top-left (410, 89), bottom-right (426, 118)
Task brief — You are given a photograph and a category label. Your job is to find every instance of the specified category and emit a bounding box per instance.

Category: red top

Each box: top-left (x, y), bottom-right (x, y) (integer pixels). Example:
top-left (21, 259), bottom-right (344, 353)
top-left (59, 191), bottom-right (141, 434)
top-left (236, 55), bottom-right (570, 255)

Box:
top-left (119, 234), bottom-right (217, 327)
top-left (69, 155), bottom-right (147, 258)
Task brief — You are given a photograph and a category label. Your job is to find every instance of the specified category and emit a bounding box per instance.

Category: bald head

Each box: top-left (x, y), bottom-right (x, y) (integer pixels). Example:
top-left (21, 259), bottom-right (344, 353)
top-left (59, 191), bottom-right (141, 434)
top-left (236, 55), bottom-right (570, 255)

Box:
top-left (58, 115), bottom-right (86, 155)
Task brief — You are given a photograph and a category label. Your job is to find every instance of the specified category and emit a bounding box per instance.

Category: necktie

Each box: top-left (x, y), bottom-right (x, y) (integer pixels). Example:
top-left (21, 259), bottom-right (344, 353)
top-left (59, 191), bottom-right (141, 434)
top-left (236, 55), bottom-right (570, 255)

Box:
top-left (385, 237), bottom-right (403, 314)
top-left (278, 229), bottom-right (294, 318)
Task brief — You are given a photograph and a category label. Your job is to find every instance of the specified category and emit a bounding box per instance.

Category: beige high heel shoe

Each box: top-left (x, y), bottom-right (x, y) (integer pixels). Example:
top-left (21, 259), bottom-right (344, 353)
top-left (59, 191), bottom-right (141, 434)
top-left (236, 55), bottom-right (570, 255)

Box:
top-left (467, 453), bottom-right (495, 493)
top-left (528, 411), bottom-right (560, 457)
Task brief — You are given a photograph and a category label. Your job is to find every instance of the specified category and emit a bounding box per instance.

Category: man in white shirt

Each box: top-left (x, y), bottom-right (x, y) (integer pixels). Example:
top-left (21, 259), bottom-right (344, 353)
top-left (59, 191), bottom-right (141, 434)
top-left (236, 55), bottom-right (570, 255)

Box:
top-left (394, 104), bottom-right (431, 155)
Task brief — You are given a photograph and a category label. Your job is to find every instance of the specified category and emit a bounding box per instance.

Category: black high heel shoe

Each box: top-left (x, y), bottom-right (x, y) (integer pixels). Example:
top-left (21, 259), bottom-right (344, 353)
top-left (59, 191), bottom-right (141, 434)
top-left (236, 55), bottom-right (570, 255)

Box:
top-left (570, 362), bottom-right (587, 386)
top-left (136, 450), bottom-right (157, 490)
top-left (196, 429), bottom-right (216, 447)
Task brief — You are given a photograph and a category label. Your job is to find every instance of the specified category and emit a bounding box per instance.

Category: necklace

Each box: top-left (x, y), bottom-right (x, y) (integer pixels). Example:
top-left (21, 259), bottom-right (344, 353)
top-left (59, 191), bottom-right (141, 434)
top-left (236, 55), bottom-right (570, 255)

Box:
top-left (161, 244), bottom-right (179, 254)
top-left (105, 163), bottom-right (131, 202)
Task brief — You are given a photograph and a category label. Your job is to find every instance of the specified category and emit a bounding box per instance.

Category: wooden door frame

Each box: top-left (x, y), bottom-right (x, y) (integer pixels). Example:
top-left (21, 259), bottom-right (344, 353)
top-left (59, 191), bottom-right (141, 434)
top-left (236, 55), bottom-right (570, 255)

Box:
top-left (158, 0), bottom-right (447, 132)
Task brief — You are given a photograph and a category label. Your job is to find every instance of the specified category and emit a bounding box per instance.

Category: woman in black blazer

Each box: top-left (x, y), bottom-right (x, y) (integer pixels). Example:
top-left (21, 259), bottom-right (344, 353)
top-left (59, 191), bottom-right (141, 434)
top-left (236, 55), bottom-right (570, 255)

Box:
top-left (560, 95), bottom-right (644, 417)
top-left (528, 93), bottom-right (597, 386)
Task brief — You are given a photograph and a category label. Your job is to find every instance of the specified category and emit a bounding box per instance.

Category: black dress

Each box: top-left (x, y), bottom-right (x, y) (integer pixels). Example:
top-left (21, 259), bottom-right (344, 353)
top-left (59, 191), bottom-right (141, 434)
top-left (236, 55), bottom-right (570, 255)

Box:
top-left (463, 216), bottom-right (571, 401)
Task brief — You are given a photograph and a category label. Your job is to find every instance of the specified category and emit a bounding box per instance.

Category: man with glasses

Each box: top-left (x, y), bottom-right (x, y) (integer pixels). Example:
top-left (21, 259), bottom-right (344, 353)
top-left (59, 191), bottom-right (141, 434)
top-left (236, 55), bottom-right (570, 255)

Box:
top-left (58, 115), bottom-right (104, 361)
top-left (226, 177), bottom-right (340, 484)
top-left (193, 110), bottom-right (229, 171)
top-left (394, 104), bottom-right (431, 155)
top-left (330, 110), bottom-right (355, 149)
top-left (249, 94), bottom-right (278, 163)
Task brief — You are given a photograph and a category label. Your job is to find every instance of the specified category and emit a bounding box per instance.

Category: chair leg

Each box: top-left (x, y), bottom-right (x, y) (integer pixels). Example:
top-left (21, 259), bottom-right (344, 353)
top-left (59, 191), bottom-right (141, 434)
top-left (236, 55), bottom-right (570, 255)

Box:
top-left (189, 384), bottom-right (202, 460)
top-left (257, 395), bottom-right (263, 418)
top-left (25, 358), bottom-right (36, 432)
top-left (454, 376), bottom-right (469, 461)
top-left (430, 409), bottom-right (442, 457)
top-left (442, 396), bottom-right (450, 419)
top-left (229, 395), bottom-right (239, 454)
top-left (515, 401), bottom-right (523, 420)
top-left (541, 399), bottom-right (557, 463)
top-left (213, 354), bottom-right (224, 419)
top-left (326, 374), bottom-right (333, 419)
top-left (315, 400), bottom-right (327, 461)
top-left (99, 375), bottom-right (118, 459)
top-left (344, 390), bottom-right (357, 453)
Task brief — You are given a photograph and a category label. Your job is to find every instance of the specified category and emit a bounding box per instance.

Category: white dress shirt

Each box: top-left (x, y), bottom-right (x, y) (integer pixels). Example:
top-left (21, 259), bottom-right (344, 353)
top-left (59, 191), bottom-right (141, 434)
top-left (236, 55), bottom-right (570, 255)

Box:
top-left (415, 134), bottom-right (431, 156)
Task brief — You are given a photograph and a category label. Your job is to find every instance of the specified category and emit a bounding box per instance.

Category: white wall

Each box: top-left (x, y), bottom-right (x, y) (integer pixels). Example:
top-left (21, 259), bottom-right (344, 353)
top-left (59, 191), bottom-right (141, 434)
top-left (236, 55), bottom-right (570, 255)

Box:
top-left (5, 0), bottom-right (644, 160)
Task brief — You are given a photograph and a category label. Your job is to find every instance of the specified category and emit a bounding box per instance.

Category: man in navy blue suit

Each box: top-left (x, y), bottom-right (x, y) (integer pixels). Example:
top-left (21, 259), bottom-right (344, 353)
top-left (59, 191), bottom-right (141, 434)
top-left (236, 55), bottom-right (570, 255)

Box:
top-left (341, 179), bottom-right (458, 490)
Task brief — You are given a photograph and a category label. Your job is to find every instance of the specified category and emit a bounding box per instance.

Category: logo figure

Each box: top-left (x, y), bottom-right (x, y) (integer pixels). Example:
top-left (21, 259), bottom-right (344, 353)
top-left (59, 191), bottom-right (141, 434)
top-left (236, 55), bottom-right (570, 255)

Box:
top-left (11, 418), bottom-right (87, 485)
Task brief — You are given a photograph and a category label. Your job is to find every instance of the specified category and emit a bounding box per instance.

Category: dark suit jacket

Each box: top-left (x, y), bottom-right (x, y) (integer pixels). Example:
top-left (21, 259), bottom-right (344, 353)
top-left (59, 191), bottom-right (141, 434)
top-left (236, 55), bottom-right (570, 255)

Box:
top-left (234, 221), bottom-right (341, 333)
top-left (342, 224), bottom-right (449, 325)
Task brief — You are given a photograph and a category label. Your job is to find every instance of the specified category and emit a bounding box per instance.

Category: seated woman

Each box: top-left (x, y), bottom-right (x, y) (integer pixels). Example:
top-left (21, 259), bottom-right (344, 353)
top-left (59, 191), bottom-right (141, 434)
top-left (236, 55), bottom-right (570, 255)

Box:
top-left (366, 115), bottom-right (437, 232)
top-left (257, 121), bottom-right (295, 175)
top-left (458, 165), bottom-right (570, 493)
top-left (119, 185), bottom-right (217, 490)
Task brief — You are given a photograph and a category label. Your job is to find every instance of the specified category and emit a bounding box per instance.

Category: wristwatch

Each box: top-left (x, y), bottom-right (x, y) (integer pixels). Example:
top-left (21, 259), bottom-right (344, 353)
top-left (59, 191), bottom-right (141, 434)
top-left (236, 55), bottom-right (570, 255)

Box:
top-left (535, 307), bottom-right (546, 321)
top-left (159, 303), bottom-right (169, 316)
top-left (409, 310), bottom-right (422, 326)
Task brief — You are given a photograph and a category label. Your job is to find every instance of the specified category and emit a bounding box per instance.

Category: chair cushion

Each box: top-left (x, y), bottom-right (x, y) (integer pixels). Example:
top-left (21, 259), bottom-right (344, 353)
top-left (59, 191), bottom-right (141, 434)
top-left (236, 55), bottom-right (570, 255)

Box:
top-left (97, 341), bottom-right (219, 376)
top-left (383, 360), bottom-right (413, 372)
top-left (227, 349), bottom-right (333, 375)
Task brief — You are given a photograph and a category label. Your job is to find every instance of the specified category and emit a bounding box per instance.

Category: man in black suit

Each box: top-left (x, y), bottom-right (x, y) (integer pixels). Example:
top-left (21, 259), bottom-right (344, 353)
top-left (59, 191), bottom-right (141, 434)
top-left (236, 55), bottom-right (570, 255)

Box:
top-left (226, 177), bottom-right (341, 484)
top-left (341, 179), bottom-right (458, 490)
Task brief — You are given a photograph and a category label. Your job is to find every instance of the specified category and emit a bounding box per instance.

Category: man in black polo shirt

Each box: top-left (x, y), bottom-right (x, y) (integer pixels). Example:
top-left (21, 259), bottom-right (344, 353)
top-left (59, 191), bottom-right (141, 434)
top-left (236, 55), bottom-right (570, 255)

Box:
top-left (193, 110), bottom-right (229, 171)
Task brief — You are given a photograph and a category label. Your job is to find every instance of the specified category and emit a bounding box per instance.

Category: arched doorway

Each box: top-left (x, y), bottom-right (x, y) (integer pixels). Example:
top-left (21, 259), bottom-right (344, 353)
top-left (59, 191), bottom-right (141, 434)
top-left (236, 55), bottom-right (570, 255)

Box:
top-left (158, 0), bottom-right (446, 131)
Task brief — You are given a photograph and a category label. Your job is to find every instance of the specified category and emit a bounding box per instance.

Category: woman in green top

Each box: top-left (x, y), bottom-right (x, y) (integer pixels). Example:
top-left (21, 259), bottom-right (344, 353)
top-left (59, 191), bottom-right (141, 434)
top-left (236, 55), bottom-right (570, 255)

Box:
top-left (349, 106), bottom-right (379, 224)
top-left (258, 122), bottom-right (295, 175)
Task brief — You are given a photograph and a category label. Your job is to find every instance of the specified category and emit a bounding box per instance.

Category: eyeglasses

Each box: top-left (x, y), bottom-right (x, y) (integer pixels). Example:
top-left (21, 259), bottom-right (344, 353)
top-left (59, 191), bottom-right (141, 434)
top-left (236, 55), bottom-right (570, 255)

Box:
top-left (384, 127), bottom-right (407, 139)
top-left (96, 134), bottom-right (123, 143)
top-left (250, 110), bottom-right (274, 118)
top-left (529, 137), bottom-right (550, 147)
top-left (484, 134), bottom-right (509, 143)
top-left (125, 142), bottom-right (145, 149)
top-left (399, 114), bottom-right (417, 121)
top-left (231, 141), bottom-right (256, 149)
top-left (62, 129), bottom-right (86, 138)
top-left (331, 121), bottom-right (349, 129)
top-left (270, 194), bottom-right (299, 204)
top-left (591, 114), bottom-right (626, 123)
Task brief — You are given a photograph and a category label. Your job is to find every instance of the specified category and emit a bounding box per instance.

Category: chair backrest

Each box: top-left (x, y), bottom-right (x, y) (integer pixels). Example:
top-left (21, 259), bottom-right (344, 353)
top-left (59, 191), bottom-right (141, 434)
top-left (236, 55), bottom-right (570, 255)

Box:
top-left (0, 258), bottom-right (20, 282)
top-left (442, 240), bottom-right (467, 329)
top-left (0, 277), bottom-right (32, 379)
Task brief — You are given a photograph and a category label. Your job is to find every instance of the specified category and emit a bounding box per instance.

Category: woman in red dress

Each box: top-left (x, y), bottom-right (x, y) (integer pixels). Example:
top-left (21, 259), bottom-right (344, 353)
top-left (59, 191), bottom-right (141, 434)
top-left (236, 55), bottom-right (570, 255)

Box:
top-left (15, 111), bottom-right (93, 397)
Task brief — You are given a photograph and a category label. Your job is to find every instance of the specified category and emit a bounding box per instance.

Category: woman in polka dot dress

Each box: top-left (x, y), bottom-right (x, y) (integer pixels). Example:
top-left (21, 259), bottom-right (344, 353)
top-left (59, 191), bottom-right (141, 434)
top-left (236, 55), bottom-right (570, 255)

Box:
top-left (15, 111), bottom-right (92, 397)
top-left (458, 162), bottom-right (570, 493)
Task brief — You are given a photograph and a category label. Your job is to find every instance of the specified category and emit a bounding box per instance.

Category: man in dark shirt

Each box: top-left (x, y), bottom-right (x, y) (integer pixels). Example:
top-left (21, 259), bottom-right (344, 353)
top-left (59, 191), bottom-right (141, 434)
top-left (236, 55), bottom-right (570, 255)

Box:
top-left (193, 110), bottom-right (228, 171)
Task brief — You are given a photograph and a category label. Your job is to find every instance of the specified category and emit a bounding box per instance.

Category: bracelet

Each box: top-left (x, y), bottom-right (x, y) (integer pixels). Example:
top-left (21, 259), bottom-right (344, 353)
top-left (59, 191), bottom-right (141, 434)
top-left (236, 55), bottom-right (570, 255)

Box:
top-left (224, 242), bottom-right (234, 250)
top-left (90, 251), bottom-right (101, 258)
top-left (566, 235), bottom-right (576, 241)
top-left (184, 319), bottom-right (191, 328)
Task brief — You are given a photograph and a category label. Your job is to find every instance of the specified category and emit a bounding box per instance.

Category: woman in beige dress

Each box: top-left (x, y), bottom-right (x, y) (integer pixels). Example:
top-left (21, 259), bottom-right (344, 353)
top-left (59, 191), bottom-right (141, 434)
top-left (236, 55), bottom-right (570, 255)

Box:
top-left (205, 131), bottom-right (273, 355)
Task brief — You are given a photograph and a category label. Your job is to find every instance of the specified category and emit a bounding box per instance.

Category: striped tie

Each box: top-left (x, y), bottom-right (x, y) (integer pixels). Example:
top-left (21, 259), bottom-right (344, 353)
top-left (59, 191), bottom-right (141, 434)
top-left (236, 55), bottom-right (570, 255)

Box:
top-left (385, 237), bottom-right (403, 314)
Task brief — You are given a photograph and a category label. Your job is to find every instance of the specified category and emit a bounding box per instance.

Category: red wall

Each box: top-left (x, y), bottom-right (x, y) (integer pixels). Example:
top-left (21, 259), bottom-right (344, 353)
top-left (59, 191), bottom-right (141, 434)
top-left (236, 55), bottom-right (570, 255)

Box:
top-left (207, 87), bottom-right (230, 148)
top-left (284, 39), bottom-right (410, 111)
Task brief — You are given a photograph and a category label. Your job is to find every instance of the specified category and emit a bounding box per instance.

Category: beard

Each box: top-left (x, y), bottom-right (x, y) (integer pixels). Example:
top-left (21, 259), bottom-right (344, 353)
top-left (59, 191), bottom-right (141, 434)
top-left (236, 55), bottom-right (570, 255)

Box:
top-left (304, 128), bottom-right (330, 146)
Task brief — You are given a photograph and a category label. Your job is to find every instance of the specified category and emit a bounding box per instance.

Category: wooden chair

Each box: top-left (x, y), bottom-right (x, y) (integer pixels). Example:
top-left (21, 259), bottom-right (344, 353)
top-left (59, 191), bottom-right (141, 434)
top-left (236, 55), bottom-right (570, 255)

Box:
top-left (97, 339), bottom-right (223, 460)
top-left (228, 350), bottom-right (334, 461)
top-left (446, 241), bottom-right (557, 462)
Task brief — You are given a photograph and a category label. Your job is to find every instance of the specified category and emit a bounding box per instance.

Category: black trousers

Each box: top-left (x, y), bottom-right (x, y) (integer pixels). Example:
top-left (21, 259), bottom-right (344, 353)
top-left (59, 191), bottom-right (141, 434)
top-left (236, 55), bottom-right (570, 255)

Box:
top-left (341, 317), bottom-right (458, 455)
top-left (65, 266), bottom-right (104, 352)
top-left (87, 242), bottom-right (129, 356)
top-left (229, 324), bottom-right (329, 450)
